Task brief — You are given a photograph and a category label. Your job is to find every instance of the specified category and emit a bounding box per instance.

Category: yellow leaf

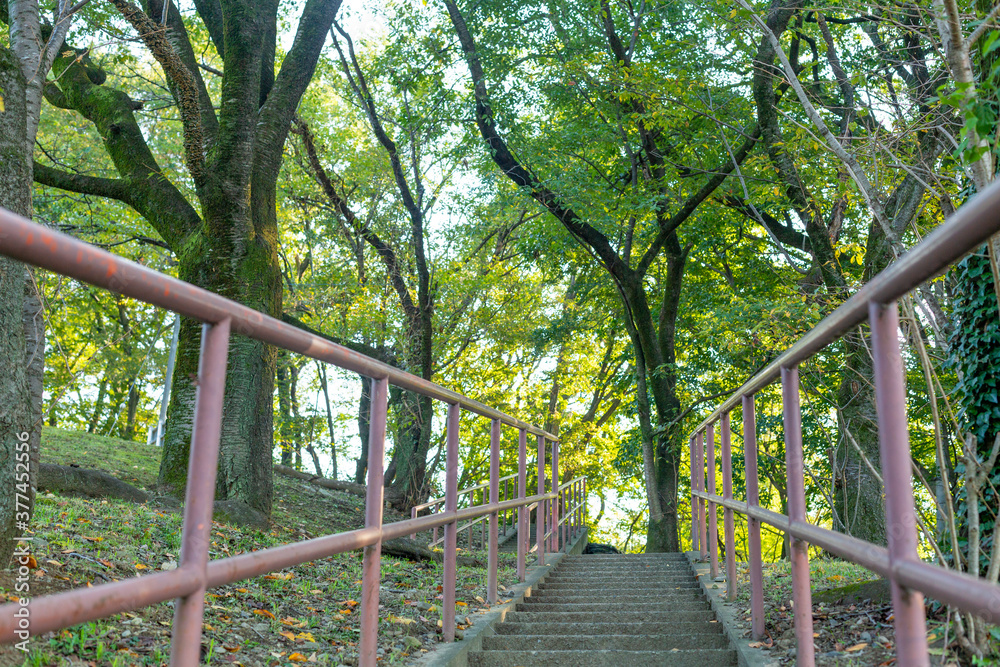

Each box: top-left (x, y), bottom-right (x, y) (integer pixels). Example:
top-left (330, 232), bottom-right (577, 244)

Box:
top-left (846, 643), bottom-right (868, 652)
top-left (456, 601), bottom-right (468, 607)
top-left (295, 632), bottom-right (316, 642)
top-left (134, 563), bottom-right (147, 570)
top-left (253, 609), bottom-right (276, 619)
top-left (344, 599), bottom-right (359, 607)
top-left (279, 630), bottom-right (296, 641)
top-left (84, 536), bottom-right (104, 542)
top-left (289, 653), bottom-right (308, 662)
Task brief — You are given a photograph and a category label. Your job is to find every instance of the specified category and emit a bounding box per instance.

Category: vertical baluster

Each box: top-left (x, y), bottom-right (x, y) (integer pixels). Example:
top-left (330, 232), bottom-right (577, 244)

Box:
top-left (480, 487), bottom-right (486, 548)
top-left (359, 377), bottom-right (389, 667)
top-left (443, 404), bottom-right (459, 642)
top-left (517, 428), bottom-right (527, 581)
top-left (537, 435), bottom-right (546, 566)
top-left (488, 419), bottom-right (500, 604)
top-left (551, 440), bottom-right (559, 552)
top-left (782, 366), bottom-right (815, 666)
top-left (707, 423), bottom-right (719, 579)
top-left (690, 435), bottom-right (699, 552)
top-left (411, 507), bottom-right (417, 541)
top-left (696, 431), bottom-right (707, 561)
top-left (721, 412), bottom-right (737, 601)
top-left (870, 301), bottom-right (929, 665)
top-left (743, 394), bottom-right (765, 640)
top-left (170, 319), bottom-right (230, 666)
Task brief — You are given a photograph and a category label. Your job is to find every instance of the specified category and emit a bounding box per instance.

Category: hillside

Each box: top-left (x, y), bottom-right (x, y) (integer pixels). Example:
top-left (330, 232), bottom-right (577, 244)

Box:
top-left (0, 428), bottom-right (517, 666)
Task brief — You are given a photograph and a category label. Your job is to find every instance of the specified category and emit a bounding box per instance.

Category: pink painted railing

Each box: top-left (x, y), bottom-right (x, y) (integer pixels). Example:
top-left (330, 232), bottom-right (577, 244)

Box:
top-left (690, 179), bottom-right (1000, 666)
top-left (410, 471), bottom-right (586, 561)
top-left (0, 207), bottom-right (587, 666)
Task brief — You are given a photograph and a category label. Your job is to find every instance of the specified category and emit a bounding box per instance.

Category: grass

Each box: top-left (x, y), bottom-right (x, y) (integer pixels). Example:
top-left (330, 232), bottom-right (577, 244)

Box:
top-left (1, 428), bottom-right (523, 666)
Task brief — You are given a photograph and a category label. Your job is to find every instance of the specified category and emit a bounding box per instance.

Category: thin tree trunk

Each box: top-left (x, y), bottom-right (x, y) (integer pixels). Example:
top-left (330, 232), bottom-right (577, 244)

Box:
top-left (317, 362), bottom-right (337, 479)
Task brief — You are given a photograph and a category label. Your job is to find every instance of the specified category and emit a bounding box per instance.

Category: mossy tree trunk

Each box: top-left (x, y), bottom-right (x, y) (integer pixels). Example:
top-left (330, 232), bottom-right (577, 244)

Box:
top-left (0, 47), bottom-right (32, 566)
top-left (31, 0), bottom-right (343, 517)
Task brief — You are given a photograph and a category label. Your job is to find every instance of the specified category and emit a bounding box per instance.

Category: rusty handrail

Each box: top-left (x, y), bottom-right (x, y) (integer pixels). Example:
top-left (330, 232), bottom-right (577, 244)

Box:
top-left (690, 178), bottom-right (1000, 666)
top-left (0, 207), bottom-right (586, 666)
top-left (0, 209), bottom-right (558, 441)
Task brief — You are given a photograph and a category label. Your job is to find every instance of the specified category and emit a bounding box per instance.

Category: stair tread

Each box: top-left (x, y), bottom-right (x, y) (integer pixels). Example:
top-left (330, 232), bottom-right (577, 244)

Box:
top-left (467, 550), bottom-right (735, 666)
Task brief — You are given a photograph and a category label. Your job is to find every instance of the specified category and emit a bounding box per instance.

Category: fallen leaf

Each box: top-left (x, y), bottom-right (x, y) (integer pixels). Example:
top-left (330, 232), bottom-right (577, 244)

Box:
top-left (288, 653), bottom-right (308, 662)
top-left (279, 631), bottom-right (296, 641)
top-left (253, 609), bottom-right (276, 619)
top-left (83, 536), bottom-right (103, 543)
top-left (134, 563), bottom-right (148, 570)
top-left (344, 600), bottom-right (359, 607)
top-left (456, 601), bottom-right (468, 607)
top-left (223, 646), bottom-right (240, 652)
top-left (846, 643), bottom-right (868, 652)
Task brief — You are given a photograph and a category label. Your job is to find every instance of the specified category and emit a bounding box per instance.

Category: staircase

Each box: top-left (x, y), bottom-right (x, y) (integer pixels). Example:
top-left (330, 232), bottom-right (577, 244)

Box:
top-left (469, 552), bottom-right (737, 666)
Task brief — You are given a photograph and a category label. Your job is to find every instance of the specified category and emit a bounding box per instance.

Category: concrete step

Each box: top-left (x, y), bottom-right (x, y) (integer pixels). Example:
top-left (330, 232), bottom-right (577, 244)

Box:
top-left (468, 649), bottom-right (737, 666)
top-left (536, 581), bottom-right (697, 590)
top-left (494, 621), bottom-right (725, 636)
top-left (504, 610), bottom-right (719, 623)
top-left (521, 597), bottom-right (710, 611)
top-left (516, 601), bottom-right (713, 613)
top-left (541, 578), bottom-right (699, 588)
top-left (481, 633), bottom-right (731, 651)
top-left (530, 589), bottom-right (705, 600)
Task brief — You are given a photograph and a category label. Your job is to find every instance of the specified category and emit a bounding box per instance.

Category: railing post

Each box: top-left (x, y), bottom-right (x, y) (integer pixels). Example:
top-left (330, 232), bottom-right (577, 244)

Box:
top-left (707, 423), bottom-right (719, 580)
top-left (443, 404), bottom-right (460, 642)
top-left (517, 428), bottom-right (527, 581)
top-left (743, 394), bottom-right (765, 640)
top-left (359, 377), bottom-right (389, 667)
top-left (696, 431), bottom-right (707, 561)
top-left (550, 439), bottom-right (559, 552)
top-left (690, 435), bottom-right (699, 552)
top-left (488, 418), bottom-right (500, 604)
top-left (582, 477), bottom-right (587, 536)
top-left (169, 319), bottom-right (230, 667)
top-left (721, 411), bottom-right (737, 601)
top-left (782, 366), bottom-right (815, 666)
top-left (870, 301), bottom-right (930, 665)
top-left (537, 435), bottom-right (546, 566)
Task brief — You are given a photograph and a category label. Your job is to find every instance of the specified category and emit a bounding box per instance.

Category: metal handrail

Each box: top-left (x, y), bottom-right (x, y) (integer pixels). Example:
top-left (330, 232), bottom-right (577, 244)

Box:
top-left (412, 473), bottom-right (519, 513)
top-left (0, 209), bottom-right (558, 442)
top-left (0, 207), bottom-right (583, 666)
top-left (690, 178), bottom-right (1000, 666)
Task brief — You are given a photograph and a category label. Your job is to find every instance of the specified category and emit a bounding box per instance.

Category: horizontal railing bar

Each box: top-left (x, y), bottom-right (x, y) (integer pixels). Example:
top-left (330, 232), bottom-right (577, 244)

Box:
top-left (0, 209), bottom-right (557, 441)
top-left (414, 474), bottom-right (520, 512)
top-left (693, 490), bottom-right (1000, 624)
top-left (3, 490), bottom-right (560, 641)
top-left (557, 476), bottom-right (585, 491)
top-left (693, 179), bottom-right (1000, 434)
top-left (0, 565), bottom-right (200, 643)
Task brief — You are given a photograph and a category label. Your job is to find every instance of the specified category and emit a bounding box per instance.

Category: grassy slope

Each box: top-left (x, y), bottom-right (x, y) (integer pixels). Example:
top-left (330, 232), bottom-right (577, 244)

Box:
top-left (1, 428), bottom-right (519, 666)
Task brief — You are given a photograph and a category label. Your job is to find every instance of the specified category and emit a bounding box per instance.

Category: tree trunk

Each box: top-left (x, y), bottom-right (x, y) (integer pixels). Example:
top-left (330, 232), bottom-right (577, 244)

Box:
top-left (88, 375), bottom-right (109, 434)
top-left (276, 351), bottom-right (293, 466)
top-left (158, 239), bottom-right (280, 515)
top-left (354, 376), bottom-right (371, 484)
top-left (317, 361), bottom-right (337, 479)
top-left (0, 46), bottom-right (33, 566)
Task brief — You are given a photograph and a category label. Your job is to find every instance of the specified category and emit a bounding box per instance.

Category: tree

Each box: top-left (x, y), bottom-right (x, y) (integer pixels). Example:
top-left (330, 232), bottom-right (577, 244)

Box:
top-left (31, 0), bottom-right (343, 516)
top-left (0, 0), bottom-right (81, 564)
top-left (445, 0), bottom-right (756, 550)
